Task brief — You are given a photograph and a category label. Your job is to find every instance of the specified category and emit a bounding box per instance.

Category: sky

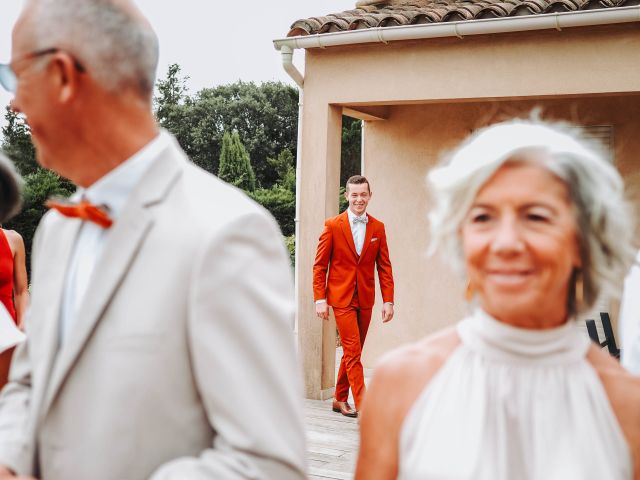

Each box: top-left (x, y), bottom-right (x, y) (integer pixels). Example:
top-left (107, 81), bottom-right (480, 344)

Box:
top-left (0, 0), bottom-right (355, 120)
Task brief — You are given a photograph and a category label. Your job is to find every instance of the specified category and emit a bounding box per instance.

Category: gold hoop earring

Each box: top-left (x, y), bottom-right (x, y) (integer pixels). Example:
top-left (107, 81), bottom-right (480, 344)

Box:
top-left (575, 271), bottom-right (584, 308)
top-left (465, 280), bottom-right (475, 301)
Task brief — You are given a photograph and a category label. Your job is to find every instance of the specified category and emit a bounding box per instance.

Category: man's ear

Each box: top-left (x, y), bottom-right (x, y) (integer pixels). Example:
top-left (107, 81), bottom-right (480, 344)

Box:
top-left (50, 53), bottom-right (80, 103)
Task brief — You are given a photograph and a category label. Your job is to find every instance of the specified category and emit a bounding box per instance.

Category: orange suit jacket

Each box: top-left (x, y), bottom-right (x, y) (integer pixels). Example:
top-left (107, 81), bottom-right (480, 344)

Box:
top-left (313, 211), bottom-right (394, 309)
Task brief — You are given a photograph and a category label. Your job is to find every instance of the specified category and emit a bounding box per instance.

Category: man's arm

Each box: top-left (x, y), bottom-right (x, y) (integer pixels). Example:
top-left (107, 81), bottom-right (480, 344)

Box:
top-left (0, 324), bottom-right (34, 475)
top-left (376, 225), bottom-right (394, 311)
top-left (151, 211), bottom-right (306, 479)
top-left (0, 223), bottom-right (48, 476)
top-left (312, 221), bottom-right (332, 303)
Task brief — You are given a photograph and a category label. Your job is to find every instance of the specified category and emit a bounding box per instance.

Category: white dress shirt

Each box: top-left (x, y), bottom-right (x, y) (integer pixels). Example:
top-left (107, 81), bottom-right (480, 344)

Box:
top-left (59, 131), bottom-right (170, 343)
top-left (347, 208), bottom-right (367, 256)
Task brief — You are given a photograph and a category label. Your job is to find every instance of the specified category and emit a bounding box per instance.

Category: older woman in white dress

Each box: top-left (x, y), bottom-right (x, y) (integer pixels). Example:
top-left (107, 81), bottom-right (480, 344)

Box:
top-left (356, 120), bottom-right (640, 480)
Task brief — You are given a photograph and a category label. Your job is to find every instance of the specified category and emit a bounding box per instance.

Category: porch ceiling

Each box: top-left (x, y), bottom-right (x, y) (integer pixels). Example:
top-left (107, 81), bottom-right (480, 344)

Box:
top-left (288, 0), bottom-right (639, 36)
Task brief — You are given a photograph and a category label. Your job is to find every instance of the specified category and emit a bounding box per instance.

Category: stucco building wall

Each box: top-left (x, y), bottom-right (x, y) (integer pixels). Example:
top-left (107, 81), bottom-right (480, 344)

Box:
top-left (361, 97), bottom-right (640, 366)
top-left (295, 22), bottom-right (640, 397)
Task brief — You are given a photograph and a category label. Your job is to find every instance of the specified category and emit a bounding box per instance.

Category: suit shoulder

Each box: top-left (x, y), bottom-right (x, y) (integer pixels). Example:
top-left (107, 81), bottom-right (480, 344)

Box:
top-left (325, 213), bottom-right (344, 226)
top-left (161, 162), bottom-right (281, 244)
top-left (182, 163), bottom-right (265, 218)
top-left (35, 209), bottom-right (69, 236)
top-left (366, 213), bottom-right (384, 226)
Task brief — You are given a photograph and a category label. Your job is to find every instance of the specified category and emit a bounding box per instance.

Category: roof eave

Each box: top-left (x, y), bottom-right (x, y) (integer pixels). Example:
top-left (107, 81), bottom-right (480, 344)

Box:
top-left (273, 5), bottom-right (640, 51)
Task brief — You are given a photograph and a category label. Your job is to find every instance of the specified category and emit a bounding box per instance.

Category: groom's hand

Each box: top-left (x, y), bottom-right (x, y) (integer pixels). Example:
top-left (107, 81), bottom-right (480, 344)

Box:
top-left (382, 303), bottom-right (394, 323)
top-left (315, 302), bottom-right (329, 320)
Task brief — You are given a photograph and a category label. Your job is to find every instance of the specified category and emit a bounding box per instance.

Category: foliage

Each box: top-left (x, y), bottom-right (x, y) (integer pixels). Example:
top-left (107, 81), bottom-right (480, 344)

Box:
top-left (268, 149), bottom-right (295, 193)
top-left (153, 66), bottom-right (299, 187)
top-left (154, 63), bottom-right (189, 127)
top-left (338, 117), bottom-right (361, 214)
top-left (284, 234), bottom-right (295, 267)
top-left (5, 170), bottom-right (74, 270)
top-left (1, 107), bottom-right (38, 176)
top-left (218, 131), bottom-right (256, 192)
top-left (339, 186), bottom-right (348, 213)
top-left (341, 117), bottom-right (362, 187)
top-left (249, 185), bottom-right (295, 237)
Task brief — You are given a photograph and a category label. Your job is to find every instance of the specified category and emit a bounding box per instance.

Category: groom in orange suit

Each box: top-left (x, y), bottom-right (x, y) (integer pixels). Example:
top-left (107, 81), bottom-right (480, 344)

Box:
top-left (313, 175), bottom-right (394, 417)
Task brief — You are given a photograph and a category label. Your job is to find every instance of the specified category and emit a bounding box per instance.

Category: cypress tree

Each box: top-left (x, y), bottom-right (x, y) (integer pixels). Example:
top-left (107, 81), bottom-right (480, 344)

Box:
top-left (218, 131), bottom-right (256, 192)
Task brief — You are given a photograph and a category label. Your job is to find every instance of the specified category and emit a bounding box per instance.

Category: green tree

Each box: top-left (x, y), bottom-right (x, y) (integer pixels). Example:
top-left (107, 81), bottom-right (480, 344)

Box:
top-left (195, 81), bottom-right (298, 186)
top-left (5, 170), bottom-right (74, 271)
top-left (249, 186), bottom-right (295, 237)
top-left (339, 186), bottom-right (348, 213)
top-left (154, 63), bottom-right (189, 121)
top-left (1, 107), bottom-right (38, 176)
top-left (268, 149), bottom-right (295, 193)
top-left (153, 71), bottom-right (299, 185)
top-left (218, 131), bottom-right (256, 192)
top-left (341, 116), bottom-right (362, 187)
top-left (284, 234), bottom-right (295, 267)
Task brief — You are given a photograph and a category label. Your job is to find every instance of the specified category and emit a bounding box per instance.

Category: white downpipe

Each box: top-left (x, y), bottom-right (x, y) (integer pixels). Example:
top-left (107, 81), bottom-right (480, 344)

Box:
top-left (274, 6), bottom-right (640, 52)
top-left (280, 45), bottom-right (304, 88)
top-left (361, 121), bottom-right (366, 176)
top-left (277, 45), bottom-right (305, 334)
top-left (293, 88), bottom-right (304, 336)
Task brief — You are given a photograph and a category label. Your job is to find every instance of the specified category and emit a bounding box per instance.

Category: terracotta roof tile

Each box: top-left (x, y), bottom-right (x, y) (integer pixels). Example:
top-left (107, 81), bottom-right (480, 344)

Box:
top-left (287, 0), bottom-right (637, 36)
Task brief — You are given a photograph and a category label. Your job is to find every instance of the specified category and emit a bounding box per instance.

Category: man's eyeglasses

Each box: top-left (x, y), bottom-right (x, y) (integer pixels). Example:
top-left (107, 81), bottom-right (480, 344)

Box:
top-left (0, 48), bottom-right (85, 93)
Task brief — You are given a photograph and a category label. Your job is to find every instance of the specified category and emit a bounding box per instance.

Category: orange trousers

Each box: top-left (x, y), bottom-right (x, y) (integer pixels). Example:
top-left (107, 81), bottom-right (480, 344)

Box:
top-left (333, 293), bottom-right (372, 411)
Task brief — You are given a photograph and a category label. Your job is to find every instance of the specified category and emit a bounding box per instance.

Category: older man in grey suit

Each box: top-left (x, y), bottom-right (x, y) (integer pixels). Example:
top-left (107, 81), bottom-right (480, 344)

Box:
top-left (0, 1), bottom-right (306, 479)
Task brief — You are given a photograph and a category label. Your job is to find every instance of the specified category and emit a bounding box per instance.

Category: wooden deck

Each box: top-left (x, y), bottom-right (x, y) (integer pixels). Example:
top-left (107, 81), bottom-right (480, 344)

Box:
top-left (303, 347), bottom-right (371, 480)
top-left (305, 398), bottom-right (359, 480)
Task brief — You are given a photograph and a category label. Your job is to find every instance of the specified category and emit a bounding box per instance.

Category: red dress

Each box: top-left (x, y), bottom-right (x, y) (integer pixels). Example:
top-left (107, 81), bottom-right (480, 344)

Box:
top-left (0, 229), bottom-right (16, 390)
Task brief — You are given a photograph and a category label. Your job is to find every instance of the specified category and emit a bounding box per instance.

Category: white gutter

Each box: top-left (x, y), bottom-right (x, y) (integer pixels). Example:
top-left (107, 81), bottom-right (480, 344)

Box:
top-left (274, 6), bottom-right (640, 54)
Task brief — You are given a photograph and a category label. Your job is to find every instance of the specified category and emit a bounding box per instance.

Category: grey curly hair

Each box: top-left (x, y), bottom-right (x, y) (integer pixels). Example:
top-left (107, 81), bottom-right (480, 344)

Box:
top-left (428, 119), bottom-right (636, 315)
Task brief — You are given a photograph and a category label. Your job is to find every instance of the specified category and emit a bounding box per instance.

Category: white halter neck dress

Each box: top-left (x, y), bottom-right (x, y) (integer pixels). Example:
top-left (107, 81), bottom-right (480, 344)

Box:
top-left (398, 309), bottom-right (632, 480)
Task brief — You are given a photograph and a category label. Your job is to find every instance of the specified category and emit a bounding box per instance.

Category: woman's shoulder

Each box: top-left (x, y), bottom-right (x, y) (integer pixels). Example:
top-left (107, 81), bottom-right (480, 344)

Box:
top-left (2, 229), bottom-right (23, 244)
top-left (587, 345), bottom-right (640, 397)
top-left (587, 346), bottom-right (640, 466)
top-left (377, 327), bottom-right (461, 375)
top-left (369, 327), bottom-right (461, 413)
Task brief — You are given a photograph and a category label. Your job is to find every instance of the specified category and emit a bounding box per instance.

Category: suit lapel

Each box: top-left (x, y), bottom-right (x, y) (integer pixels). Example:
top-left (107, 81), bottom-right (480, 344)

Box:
top-left (41, 142), bottom-right (184, 415)
top-left (358, 215), bottom-right (375, 262)
top-left (339, 211), bottom-right (358, 258)
top-left (32, 218), bottom-right (81, 419)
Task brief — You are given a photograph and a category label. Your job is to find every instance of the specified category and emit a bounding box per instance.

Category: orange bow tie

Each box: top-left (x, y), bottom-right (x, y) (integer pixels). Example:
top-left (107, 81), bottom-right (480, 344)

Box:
top-left (45, 198), bottom-right (113, 229)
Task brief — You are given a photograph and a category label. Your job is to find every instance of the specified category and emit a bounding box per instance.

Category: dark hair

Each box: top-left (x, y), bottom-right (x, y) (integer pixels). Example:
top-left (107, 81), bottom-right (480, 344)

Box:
top-left (346, 175), bottom-right (370, 193)
top-left (0, 153), bottom-right (22, 223)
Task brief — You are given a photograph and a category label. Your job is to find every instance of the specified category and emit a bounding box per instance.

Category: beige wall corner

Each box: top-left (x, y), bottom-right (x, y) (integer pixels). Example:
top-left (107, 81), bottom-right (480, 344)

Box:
top-left (296, 102), bottom-right (343, 399)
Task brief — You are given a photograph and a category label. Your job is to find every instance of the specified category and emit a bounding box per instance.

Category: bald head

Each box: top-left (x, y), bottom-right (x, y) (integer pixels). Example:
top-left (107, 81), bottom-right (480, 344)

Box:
top-left (17, 0), bottom-right (159, 99)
